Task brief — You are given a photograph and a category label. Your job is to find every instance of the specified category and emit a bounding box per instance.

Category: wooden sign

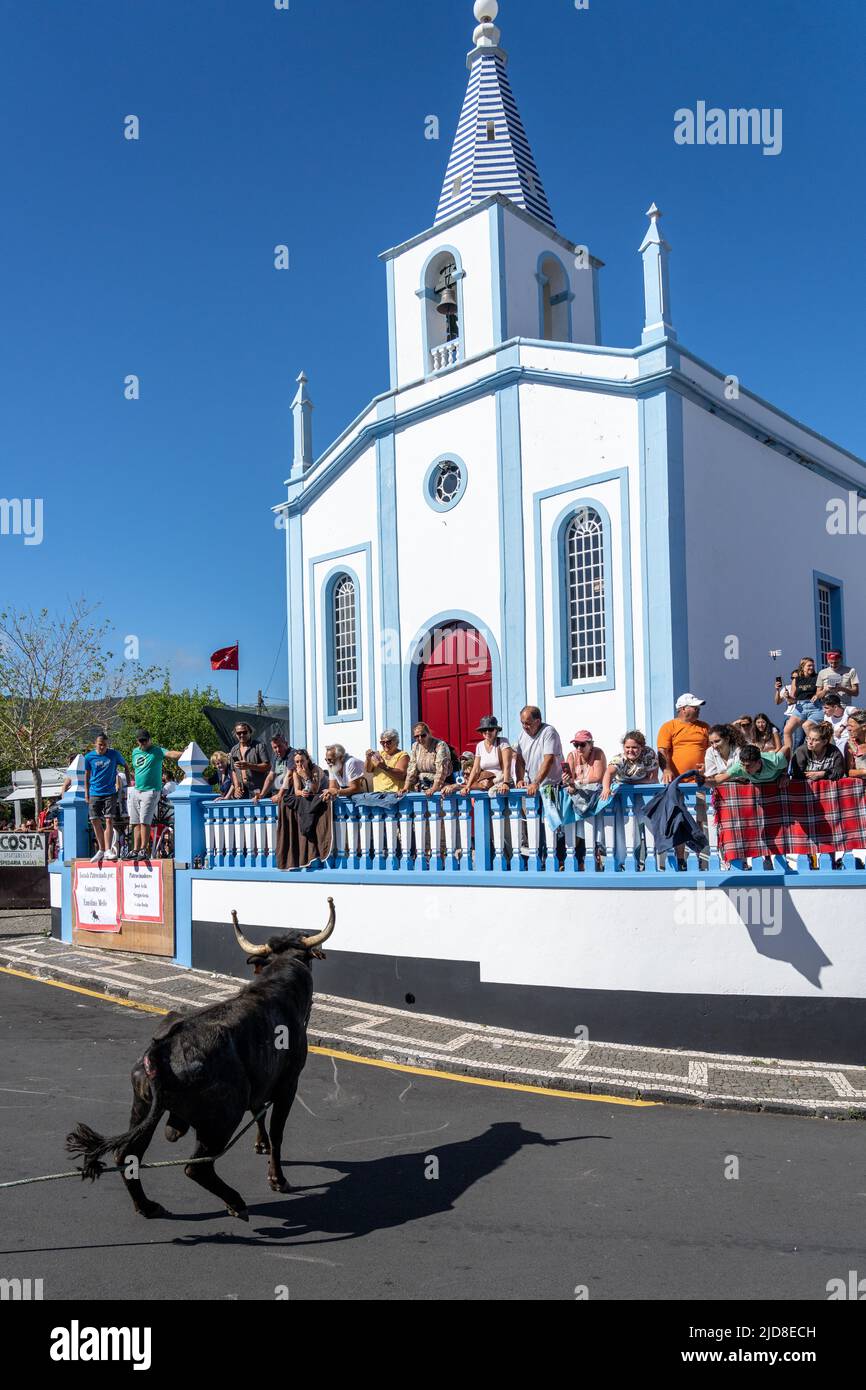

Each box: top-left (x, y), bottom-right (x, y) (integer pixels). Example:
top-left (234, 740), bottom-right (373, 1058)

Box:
top-left (73, 864), bottom-right (120, 932)
top-left (73, 858), bottom-right (174, 956)
top-left (120, 862), bottom-right (164, 922)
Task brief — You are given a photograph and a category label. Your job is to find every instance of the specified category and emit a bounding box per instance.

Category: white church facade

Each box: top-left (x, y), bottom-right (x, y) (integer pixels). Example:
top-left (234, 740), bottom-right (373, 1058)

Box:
top-left (277, 1), bottom-right (866, 763)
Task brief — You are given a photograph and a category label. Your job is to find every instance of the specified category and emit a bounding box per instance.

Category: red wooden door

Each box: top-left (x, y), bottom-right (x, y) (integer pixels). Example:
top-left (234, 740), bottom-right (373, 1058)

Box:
top-left (417, 624), bottom-right (493, 756)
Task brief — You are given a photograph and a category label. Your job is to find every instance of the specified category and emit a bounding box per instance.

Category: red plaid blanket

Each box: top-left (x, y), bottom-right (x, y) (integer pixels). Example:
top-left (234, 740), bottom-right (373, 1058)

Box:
top-left (713, 778), bottom-right (866, 858)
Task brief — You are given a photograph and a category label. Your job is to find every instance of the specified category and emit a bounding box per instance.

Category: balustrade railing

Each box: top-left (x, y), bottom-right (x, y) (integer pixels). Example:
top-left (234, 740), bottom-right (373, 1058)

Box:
top-left (201, 783), bottom-right (852, 876)
top-left (430, 340), bottom-right (460, 372)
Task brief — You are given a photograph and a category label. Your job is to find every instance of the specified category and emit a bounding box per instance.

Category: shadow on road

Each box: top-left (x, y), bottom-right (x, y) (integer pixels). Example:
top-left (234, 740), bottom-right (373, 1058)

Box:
top-left (201, 1120), bottom-right (609, 1246)
top-left (0, 1122), bottom-right (610, 1256)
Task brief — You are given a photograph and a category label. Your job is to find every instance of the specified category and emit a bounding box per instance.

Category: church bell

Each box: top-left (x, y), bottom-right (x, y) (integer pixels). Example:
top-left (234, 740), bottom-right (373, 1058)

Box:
top-left (436, 283), bottom-right (458, 316)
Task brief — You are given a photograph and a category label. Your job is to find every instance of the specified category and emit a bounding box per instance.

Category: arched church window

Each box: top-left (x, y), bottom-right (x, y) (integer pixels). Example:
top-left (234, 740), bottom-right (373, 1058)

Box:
top-left (565, 507), bottom-right (606, 682)
top-left (331, 573), bottom-right (358, 714)
top-left (538, 254), bottom-right (571, 342)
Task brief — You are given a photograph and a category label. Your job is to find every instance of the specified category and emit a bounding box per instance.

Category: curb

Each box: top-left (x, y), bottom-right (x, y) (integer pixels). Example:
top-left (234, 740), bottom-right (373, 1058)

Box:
top-left (2, 940), bottom-right (863, 1121)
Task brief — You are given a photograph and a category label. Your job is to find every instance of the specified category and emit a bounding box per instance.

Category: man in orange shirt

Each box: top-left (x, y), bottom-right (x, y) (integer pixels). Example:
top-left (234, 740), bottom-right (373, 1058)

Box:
top-left (657, 694), bottom-right (710, 785)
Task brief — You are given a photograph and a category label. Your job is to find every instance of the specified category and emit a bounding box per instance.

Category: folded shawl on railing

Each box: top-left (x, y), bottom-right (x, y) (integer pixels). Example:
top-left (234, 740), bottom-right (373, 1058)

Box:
top-left (713, 778), bottom-right (866, 858)
top-left (275, 793), bottom-right (333, 870)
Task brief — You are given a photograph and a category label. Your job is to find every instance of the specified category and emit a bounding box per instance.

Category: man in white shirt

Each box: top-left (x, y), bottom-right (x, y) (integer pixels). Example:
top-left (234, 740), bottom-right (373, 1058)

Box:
top-left (322, 744), bottom-right (365, 799)
top-left (821, 693), bottom-right (851, 752)
top-left (816, 649), bottom-right (860, 707)
top-left (515, 706), bottom-right (564, 793)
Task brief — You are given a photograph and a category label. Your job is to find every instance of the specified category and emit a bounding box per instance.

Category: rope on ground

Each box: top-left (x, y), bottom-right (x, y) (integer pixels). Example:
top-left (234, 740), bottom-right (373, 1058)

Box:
top-left (0, 1104), bottom-right (271, 1191)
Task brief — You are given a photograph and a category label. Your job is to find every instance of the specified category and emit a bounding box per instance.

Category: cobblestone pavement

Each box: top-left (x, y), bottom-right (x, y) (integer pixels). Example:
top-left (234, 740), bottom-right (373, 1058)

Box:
top-left (2, 931), bottom-right (865, 1118)
top-left (0, 910), bottom-right (50, 937)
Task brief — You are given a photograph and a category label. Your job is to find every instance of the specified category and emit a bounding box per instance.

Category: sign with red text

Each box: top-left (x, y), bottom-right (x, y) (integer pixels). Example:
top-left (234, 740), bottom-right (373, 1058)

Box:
top-left (73, 864), bottom-right (121, 932)
top-left (120, 862), bottom-right (164, 923)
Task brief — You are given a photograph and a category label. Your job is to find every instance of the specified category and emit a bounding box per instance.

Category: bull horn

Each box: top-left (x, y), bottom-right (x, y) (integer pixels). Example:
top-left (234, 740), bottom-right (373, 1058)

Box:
top-left (231, 910), bottom-right (271, 958)
top-left (300, 897), bottom-right (336, 949)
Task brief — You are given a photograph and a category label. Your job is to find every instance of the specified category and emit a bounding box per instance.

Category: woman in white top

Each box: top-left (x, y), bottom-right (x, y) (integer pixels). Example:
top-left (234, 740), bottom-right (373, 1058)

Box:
top-left (461, 715), bottom-right (513, 794)
top-left (703, 724), bottom-right (745, 783)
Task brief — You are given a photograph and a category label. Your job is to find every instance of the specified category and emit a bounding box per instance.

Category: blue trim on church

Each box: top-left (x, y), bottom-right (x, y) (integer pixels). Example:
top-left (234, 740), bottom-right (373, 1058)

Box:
top-left (376, 426), bottom-right (402, 733)
top-left (812, 570), bottom-right (846, 660)
top-left (321, 563), bottom-right (364, 725)
top-left (495, 355), bottom-right (528, 723)
top-left (307, 544), bottom-right (376, 753)
top-left (531, 470), bottom-right (635, 725)
top-left (639, 385), bottom-right (689, 735)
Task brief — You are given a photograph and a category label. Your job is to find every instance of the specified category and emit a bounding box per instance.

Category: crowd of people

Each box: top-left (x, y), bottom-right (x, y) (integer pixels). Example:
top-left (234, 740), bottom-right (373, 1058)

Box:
top-left (30, 649), bottom-right (861, 868)
top-left (209, 649), bottom-right (862, 812)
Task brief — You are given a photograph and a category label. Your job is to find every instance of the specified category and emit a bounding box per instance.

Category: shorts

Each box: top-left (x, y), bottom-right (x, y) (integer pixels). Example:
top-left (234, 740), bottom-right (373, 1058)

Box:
top-left (89, 795), bottom-right (119, 822)
top-left (128, 788), bottom-right (160, 826)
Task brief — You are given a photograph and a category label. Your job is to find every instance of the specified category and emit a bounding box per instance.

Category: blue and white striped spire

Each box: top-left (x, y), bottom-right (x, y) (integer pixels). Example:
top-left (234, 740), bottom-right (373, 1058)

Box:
top-left (435, 1), bottom-right (555, 230)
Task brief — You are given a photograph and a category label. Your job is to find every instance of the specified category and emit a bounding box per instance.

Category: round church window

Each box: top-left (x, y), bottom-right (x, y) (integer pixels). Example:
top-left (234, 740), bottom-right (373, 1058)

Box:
top-left (424, 456), bottom-right (467, 512)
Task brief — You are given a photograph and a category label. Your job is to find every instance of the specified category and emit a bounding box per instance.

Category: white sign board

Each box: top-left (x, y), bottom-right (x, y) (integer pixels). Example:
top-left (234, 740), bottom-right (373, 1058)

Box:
top-left (73, 865), bottom-right (120, 932)
top-left (121, 863), bottom-right (164, 923)
top-left (0, 831), bottom-right (47, 867)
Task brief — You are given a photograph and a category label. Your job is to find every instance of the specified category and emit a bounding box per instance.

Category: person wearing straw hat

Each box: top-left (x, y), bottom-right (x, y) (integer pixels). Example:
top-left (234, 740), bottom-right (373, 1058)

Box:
top-left (461, 715), bottom-right (513, 795)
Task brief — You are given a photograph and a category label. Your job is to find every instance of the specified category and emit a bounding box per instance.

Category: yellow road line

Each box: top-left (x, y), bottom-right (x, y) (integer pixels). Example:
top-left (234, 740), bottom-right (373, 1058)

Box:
top-left (0, 965), bottom-right (657, 1108)
top-left (0, 965), bottom-right (168, 1015)
top-left (308, 1045), bottom-right (657, 1106)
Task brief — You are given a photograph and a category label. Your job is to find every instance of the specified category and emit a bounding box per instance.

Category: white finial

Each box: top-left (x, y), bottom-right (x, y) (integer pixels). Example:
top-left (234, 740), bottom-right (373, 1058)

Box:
top-left (473, 0), bottom-right (501, 48)
top-left (646, 202), bottom-right (662, 222)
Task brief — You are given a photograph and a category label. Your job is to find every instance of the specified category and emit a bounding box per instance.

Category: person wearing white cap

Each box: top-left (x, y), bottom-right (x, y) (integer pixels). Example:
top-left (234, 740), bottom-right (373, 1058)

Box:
top-left (656, 694), bottom-right (710, 786)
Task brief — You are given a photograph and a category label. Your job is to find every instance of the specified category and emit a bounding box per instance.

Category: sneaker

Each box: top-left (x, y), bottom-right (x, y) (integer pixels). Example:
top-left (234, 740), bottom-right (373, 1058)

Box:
top-left (90, 849), bottom-right (104, 865)
top-left (104, 847), bottom-right (117, 861)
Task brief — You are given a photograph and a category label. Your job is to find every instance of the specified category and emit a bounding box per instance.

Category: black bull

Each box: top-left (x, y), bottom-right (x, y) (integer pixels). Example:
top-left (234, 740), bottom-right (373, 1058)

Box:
top-left (66, 898), bottom-right (336, 1220)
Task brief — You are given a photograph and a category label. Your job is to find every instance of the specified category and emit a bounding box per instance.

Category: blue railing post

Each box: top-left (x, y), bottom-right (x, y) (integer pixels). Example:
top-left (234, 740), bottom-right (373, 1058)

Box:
top-left (472, 795), bottom-right (494, 872)
top-left (490, 793), bottom-right (508, 871)
top-left (59, 754), bottom-right (89, 943)
top-left (61, 754), bottom-right (90, 863)
top-left (170, 743), bottom-right (211, 867)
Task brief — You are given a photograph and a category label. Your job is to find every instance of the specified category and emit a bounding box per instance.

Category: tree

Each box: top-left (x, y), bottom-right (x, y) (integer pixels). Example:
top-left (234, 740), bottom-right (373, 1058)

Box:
top-left (0, 601), bottom-right (158, 813)
top-left (115, 681), bottom-right (223, 769)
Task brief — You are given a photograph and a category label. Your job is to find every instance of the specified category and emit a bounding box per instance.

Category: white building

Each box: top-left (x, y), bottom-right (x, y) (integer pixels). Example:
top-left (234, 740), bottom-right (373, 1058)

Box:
top-left (276, 0), bottom-right (866, 763)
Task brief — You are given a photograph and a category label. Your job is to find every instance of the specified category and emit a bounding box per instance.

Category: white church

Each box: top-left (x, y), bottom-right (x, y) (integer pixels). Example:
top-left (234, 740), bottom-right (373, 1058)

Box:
top-left (276, 0), bottom-right (866, 762)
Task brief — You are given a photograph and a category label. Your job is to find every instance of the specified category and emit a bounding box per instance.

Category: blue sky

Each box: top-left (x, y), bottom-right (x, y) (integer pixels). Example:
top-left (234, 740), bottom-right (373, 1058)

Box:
top-left (2, 0), bottom-right (864, 705)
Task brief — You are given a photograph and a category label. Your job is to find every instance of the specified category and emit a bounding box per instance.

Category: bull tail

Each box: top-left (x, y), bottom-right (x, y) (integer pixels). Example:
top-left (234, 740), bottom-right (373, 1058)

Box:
top-left (66, 1046), bottom-right (168, 1182)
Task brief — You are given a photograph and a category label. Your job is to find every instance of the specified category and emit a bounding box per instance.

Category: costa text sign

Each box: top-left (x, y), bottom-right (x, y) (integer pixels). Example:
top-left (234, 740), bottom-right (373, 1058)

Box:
top-left (0, 832), bottom-right (47, 867)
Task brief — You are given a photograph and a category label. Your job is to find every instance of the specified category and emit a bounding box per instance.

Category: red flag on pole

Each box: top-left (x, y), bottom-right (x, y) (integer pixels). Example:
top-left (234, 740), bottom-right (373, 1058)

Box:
top-left (210, 644), bottom-right (239, 671)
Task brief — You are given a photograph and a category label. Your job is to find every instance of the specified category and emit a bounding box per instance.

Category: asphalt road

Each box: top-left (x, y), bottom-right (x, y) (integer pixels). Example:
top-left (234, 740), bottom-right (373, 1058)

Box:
top-left (0, 969), bottom-right (862, 1302)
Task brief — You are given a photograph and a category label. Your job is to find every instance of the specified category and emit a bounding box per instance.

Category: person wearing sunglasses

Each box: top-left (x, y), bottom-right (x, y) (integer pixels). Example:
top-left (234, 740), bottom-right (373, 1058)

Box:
top-left (404, 723), bottom-right (453, 795)
top-left (365, 730), bottom-right (409, 793)
top-left (562, 730), bottom-right (606, 788)
top-left (229, 723), bottom-right (271, 799)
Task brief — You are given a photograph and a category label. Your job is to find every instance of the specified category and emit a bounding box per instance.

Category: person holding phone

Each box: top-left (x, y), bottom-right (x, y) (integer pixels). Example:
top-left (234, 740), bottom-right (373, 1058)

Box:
top-left (229, 722), bottom-right (271, 799)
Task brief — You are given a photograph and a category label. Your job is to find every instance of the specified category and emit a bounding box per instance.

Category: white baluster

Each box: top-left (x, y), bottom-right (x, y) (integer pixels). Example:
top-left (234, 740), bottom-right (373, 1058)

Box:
top-left (335, 809), bottom-right (347, 858)
top-left (443, 801), bottom-right (458, 861)
top-left (385, 808), bottom-right (398, 861)
top-left (428, 799), bottom-right (442, 865)
top-left (508, 800), bottom-right (523, 865)
top-left (374, 812), bottom-right (387, 858)
top-left (460, 798), bottom-right (473, 865)
top-left (491, 799), bottom-right (505, 864)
